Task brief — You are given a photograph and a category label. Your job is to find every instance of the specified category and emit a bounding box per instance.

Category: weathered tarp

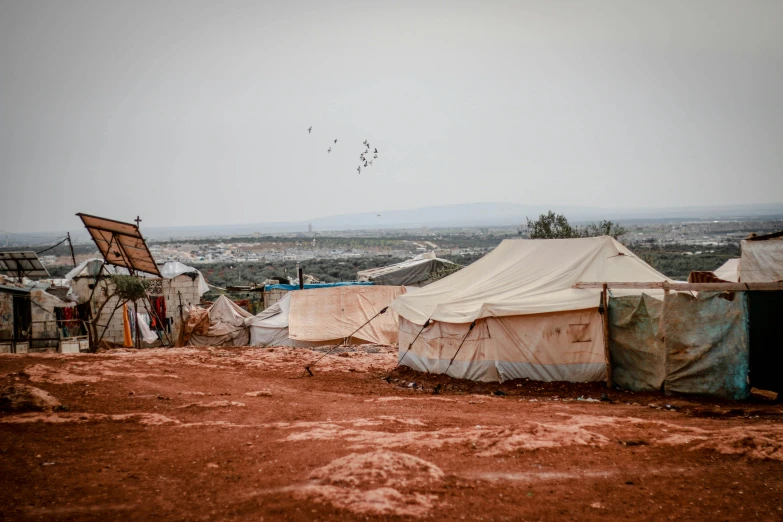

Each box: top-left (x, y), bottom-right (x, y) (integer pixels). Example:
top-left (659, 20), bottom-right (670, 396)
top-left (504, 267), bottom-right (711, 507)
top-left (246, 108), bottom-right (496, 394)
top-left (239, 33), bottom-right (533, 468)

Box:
top-left (357, 254), bottom-right (458, 286)
top-left (740, 238), bottom-right (783, 282)
top-left (661, 292), bottom-right (750, 400)
top-left (188, 296), bottom-right (252, 347)
top-left (609, 294), bottom-right (665, 392)
top-left (288, 285), bottom-right (406, 345)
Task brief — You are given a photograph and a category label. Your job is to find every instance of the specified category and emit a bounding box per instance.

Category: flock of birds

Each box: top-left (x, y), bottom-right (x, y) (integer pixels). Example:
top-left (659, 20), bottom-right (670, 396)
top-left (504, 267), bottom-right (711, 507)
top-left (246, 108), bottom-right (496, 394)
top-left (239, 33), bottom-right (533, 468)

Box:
top-left (308, 126), bottom-right (379, 175)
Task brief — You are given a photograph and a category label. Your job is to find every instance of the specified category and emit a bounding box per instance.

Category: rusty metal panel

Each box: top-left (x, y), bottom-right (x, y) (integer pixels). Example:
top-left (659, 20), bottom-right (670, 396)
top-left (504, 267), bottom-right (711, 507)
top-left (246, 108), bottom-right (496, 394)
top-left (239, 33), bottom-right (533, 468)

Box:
top-left (662, 292), bottom-right (750, 400)
top-left (609, 294), bottom-right (665, 391)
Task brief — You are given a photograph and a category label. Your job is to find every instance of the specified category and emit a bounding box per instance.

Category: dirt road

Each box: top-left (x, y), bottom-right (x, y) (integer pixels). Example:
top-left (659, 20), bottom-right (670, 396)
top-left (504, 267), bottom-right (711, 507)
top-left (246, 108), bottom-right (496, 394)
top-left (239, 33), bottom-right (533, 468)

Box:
top-left (1, 346), bottom-right (782, 521)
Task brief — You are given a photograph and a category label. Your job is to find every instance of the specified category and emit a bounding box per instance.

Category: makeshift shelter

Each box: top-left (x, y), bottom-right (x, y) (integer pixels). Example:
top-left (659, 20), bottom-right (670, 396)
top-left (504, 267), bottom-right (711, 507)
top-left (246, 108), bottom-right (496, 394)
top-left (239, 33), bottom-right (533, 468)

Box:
top-left (391, 237), bottom-right (672, 383)
top-left (187, 295), bottom-right (252, 347)
top-left (246, 285), bottom-right (406, 347)
top-left (357, 253), bottom-right (458, 286)
top-left (66, 259), bottom-right (209, 346)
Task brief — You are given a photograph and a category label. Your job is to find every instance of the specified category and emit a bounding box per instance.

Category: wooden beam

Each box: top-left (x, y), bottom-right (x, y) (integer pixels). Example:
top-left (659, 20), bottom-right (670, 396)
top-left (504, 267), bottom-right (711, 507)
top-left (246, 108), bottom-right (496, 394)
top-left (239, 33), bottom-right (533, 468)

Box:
top-left (574, 281), bottom-right (783, 291)
top-left (601, 283), bottom-right (611, 389)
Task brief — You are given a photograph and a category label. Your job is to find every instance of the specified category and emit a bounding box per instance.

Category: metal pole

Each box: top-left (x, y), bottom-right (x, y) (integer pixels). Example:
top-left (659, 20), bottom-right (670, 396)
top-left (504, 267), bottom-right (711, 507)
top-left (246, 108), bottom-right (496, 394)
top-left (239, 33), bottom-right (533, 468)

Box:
top-left (67, 232), bottom-right (76, 267)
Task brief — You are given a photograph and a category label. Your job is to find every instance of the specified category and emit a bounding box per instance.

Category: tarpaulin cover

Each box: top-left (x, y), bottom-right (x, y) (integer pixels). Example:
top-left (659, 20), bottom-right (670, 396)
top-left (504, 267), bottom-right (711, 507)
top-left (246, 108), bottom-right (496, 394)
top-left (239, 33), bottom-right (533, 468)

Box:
top-left (264, 282), bottom-right (373, 291)
top-left (178, 306), bottom-right (210, 346)
top-left (288, 285), bottom-right (406, 345)
top-left (244, 293), bottom-right (307, 347)
top-left (391, 237), bottom-right (672, 325)
top-left (661, 292), bottom-right (750, 400)
top-left (740, 239), bottom-right (783, 282)
top-left (357, 254), bottom-right (457, 286)
top-left (66, 259), bottom-right (209, 295)
top-left (158, 261), bottom-right (210, 295)
top-left (608, 294), bottom-right (665, 392)
top-left (399, 309), bottom-right (606, 383)
top-left (188, 295), bottom-right (252, 347)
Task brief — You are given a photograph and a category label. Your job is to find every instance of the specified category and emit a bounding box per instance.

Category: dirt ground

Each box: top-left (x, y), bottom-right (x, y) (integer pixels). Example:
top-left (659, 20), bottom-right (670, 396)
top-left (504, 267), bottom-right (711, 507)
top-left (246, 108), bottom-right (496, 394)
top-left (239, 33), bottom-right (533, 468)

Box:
top-left (1, 346), bottom-right (782, 521)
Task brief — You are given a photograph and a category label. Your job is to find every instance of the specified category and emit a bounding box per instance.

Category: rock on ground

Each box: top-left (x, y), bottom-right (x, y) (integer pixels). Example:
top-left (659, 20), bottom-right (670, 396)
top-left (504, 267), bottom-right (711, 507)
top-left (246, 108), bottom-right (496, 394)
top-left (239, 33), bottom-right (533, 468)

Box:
top-left (0, 384), bottom-right (61, 412)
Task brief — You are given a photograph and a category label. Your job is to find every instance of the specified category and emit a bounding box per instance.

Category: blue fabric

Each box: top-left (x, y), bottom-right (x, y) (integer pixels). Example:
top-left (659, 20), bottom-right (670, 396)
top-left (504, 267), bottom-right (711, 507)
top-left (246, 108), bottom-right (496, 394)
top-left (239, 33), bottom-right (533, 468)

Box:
top-left (264, 282), bottom-right (374, 291)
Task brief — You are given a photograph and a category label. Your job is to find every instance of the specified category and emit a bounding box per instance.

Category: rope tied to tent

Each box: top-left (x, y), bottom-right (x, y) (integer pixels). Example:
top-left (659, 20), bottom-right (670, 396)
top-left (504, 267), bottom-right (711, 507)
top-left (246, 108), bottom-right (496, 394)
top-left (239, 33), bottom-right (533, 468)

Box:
top-left (384, 318), bottom-right (432, 382)
top-left (296, 306), bottom-right (389, 378)
top-left (442, 321), bottom-right (477, 376)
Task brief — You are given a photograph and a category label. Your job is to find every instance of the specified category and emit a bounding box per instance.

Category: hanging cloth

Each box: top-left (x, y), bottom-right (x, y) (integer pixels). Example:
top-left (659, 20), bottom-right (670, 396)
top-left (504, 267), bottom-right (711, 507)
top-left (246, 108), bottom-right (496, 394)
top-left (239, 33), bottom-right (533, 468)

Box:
top-left (122, 303), bottom-right (133, 347)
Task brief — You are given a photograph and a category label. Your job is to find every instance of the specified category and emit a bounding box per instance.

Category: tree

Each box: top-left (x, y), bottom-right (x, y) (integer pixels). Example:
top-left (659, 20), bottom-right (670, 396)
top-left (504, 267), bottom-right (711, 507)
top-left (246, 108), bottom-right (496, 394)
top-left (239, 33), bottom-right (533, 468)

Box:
top-left (581, 220), bottom-right (628, 240)
top-left (526, 211), bottom-right (581, 239)
top-left (526, 212), bottom-right (627, 240)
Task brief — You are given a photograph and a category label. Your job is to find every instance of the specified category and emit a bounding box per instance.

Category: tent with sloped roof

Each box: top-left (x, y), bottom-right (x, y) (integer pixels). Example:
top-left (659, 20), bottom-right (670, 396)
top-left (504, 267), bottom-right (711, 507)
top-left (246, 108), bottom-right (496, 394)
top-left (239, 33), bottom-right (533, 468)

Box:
top-left (390, 236), bottom-right (673, 383)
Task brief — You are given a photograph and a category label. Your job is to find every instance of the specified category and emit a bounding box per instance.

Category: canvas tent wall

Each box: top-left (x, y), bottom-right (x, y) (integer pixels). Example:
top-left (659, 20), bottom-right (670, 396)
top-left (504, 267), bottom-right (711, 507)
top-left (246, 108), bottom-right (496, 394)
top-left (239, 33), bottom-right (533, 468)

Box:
top-left (391, 237), bottom-right (672, 383)
top-left (357, 253), bottom-right (458, 286)
top-left (188, 295), bottom-right (252, 347)
top-left (740, 231), bottom-right (783, 283)
top-left (246, 285), bottom-right (407, 347)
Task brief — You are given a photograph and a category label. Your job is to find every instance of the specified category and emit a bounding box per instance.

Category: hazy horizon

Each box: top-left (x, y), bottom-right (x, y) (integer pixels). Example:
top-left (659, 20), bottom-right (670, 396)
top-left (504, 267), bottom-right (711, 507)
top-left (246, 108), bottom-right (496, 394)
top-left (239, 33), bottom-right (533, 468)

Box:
top-left (2, 1), bottom-right (782, 234)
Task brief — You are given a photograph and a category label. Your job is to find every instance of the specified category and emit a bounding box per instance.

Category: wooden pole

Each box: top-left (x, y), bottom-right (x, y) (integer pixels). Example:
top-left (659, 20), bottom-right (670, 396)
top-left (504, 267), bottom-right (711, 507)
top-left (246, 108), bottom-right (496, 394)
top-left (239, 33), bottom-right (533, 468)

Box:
top-left (602, 283), bottom-right (612, 389)
top-left (298, 265), bottom-right (304, 290)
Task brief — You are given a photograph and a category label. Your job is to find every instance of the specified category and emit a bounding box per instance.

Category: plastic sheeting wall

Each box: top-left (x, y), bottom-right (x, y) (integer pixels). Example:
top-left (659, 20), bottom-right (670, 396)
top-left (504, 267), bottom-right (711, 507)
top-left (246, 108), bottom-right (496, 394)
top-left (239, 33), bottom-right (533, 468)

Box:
top-left (609, 292), bottom-right (750, 400)
top-left (661, 292), bottom-right (750, 400)
top-left (608, 295), bottom-right (665, 392)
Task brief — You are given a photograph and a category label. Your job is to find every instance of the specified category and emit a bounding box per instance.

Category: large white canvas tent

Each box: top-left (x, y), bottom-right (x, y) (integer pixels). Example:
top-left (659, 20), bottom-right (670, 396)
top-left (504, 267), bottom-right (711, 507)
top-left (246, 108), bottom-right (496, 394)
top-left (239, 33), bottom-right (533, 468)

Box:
top-left (188, 295), bottom-right (253, 347)
top-left (391, 236), bottom-right (673, 383)
top-left (357, 253), bottom-right (458, 286)
top-left (246, 285), bottom-right (407, 347)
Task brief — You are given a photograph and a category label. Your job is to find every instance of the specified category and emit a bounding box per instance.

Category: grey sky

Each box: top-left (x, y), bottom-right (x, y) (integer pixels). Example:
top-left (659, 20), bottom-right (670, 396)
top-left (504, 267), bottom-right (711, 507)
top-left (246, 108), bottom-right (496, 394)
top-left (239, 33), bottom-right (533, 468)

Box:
top-left (1, 0), bottom-right (782, 233)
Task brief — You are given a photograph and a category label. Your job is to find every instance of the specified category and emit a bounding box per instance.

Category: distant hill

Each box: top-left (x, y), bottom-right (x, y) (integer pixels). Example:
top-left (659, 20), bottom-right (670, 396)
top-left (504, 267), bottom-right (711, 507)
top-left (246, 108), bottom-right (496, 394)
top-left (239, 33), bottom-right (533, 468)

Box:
top-left (8, 202), bottom-right (783, 244)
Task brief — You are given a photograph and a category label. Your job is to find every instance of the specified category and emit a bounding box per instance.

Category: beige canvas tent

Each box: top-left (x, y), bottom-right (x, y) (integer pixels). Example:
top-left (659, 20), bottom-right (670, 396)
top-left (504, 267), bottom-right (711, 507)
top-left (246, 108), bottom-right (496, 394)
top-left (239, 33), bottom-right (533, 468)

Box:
top-left (246, 285), bottom-right (407, 347)
top-left (390, 236), bottom-right (672, 382)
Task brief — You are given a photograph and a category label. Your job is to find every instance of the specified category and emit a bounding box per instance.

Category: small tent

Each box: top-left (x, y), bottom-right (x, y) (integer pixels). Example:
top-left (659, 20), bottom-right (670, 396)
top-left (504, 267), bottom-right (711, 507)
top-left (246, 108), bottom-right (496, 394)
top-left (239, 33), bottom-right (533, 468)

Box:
top-left (357, 253), bottom-right (458, 286)
top-left (246, 285), bottom-right (406, 347)
top-left (390, 237), bottom-right (672, 383)
top-left (187, 295), bottom-right (252, 347)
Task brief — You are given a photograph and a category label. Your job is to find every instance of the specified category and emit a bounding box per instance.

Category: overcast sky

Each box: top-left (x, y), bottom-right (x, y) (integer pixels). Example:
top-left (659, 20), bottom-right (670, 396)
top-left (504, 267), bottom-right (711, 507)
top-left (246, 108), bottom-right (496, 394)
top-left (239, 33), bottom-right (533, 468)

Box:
top-left (1, 0), bottom-right (782, 233)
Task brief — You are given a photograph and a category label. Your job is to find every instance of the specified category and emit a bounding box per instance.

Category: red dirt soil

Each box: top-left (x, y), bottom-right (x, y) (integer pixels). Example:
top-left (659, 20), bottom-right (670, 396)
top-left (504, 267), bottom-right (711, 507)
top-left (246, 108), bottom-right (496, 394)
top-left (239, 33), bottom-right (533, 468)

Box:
top-left (1, 346), bottom-right (782, 521)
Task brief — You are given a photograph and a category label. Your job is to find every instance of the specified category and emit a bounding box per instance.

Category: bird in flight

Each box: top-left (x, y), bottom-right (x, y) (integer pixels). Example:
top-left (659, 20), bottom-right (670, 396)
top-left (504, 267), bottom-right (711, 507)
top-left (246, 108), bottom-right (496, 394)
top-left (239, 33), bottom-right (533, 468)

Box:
top-left (373, 154), bottom-right (378, 159)
top-left (357, 166), bottom-right (361, 174)
top-left (369, 160), bottom-right (373, 166)
top-left (374, 148), bottom-right (378, 153)
top-left (327, 147), bottom-right (331, 153)
top-left (334, 139), bottom-right (337, 144)
top-left (308, 126), bottom-right (312, 134)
